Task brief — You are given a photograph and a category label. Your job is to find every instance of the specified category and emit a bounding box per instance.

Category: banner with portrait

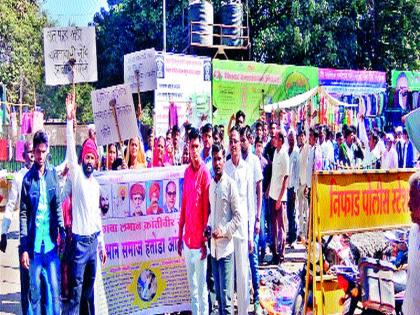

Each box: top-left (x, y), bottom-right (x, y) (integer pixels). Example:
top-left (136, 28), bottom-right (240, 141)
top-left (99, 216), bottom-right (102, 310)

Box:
top-left (154, 52), bottom-right (212, 137)
top-left (212, 60), bottom-right (319, 126)
top-left (94, 166), bottom-right (190, 314)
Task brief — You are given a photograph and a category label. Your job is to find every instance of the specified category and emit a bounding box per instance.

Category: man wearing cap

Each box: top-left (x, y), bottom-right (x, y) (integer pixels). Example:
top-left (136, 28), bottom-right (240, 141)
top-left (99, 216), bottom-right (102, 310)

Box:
top-left (65, 95), bottom-right (107, 315)
top-left (147, 182), bottom-right (164, 215)
top-left (86, 123), bottom-right (104, 165)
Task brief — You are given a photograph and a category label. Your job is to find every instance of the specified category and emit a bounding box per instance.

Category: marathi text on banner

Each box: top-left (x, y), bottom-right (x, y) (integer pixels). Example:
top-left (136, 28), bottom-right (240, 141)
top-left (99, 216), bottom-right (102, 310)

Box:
top-left (91, 84), bottom-right (138, 146)
top-left (314, 170), bottom-right (414, 234)
top-left (212, 60), bottom-right (318, 126)
top-left (124, 48), bottom-right (158, 93)
top-left (95, 166), bottom-right (191, 315)
top-left (43, 26), bottom-right (98, 85)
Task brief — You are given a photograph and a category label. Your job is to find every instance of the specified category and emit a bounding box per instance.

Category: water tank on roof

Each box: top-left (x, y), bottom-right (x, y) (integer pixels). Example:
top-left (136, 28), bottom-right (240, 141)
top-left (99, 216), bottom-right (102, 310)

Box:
top-left (220, 0), bottom-right (243, 46)
top-left (189, 1), bottom-right (214, 46)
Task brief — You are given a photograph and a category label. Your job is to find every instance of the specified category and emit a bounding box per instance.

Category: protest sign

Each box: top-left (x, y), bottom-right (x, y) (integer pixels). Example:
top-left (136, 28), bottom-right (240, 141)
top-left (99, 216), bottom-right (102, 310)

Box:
top-left (91, 84), bottom-right (138, 146)
top-left (124, 48), bottom-right (157, 93)
top-left (43, 26), bottom-right (97, 85)
top-left (154, 53), bottom-right (212, 137)
top-left (94, 166), bottom-right (191, 315)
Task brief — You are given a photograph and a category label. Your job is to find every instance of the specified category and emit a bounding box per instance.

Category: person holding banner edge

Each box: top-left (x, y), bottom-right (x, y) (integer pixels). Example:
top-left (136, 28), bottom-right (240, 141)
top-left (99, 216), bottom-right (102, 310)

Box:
top-left (65, 94), bottom-right (107, 315)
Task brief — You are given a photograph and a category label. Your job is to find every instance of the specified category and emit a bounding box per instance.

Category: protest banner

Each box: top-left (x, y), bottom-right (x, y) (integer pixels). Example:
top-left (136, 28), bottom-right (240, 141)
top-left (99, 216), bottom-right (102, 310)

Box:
top-left (91, 84), bottom-right (138, 146)
top-left (212, 60), bottom-right (318, 126)
top-left (43, 26), bottom-right (97, 86)
top-left (124, 48), bottom-right (158, 93)
top-left (94, 166), bottom-right (190, 315)
top-left (154, 52), bottom-right (212, 137)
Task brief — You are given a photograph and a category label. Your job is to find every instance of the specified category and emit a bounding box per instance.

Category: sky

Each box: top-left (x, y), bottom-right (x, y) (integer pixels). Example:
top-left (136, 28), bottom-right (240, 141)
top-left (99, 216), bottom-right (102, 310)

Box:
top-left (42, 0), bottom-right (109, 26)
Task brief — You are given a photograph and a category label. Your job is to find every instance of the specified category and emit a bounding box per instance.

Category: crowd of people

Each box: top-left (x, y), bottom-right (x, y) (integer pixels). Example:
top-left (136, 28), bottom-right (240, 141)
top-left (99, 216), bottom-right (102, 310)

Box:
top-left (0, 95), bottom-right (419, 315)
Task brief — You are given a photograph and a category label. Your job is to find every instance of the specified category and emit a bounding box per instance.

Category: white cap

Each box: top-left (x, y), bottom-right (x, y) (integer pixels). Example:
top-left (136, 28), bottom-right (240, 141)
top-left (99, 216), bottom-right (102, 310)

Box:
top-left (386, 133), bottom-right (394, 142)
top-left (395, 126), bottom-right (403, 133)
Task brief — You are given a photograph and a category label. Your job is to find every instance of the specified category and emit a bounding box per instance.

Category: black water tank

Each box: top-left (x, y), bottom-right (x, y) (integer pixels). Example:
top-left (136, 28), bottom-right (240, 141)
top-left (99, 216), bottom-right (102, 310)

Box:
top-left (189, 1), bottom-right (214, 46)
top-left (220, 0), bottom-right (243, 46)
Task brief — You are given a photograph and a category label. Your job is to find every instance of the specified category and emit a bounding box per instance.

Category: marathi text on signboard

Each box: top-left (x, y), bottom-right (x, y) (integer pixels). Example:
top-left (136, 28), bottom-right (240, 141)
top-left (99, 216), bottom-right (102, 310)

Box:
top-left (124, 48), bottom-right (158, 93)
top-left (91, 84), bottom-right (138, 146)
top-left (43, 26), bottom-right (98, 85)
top-left (313, 170), bottom-right (413, 234)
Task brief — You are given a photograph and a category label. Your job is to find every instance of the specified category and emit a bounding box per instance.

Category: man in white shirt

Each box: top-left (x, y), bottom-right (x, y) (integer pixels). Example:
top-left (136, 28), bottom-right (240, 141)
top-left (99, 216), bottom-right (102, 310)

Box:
top-left (286, 130), bottom-right (299, 246)
top-left (225, 126), bottom-right (254, 315)
top-left (297, 131), bottom-right (310, 242)
top-left (1, 141), bottom-right (34, 251)
top-left (381, 134), bottom-right (398, 170)
top-left (0, 140), bottom-right (40, 315)
top-left (402, 171), bottom-right (420, 314)
top-left (240, 126), bottom-right (263, 313)
top-left (305, 128), bottom-right (323, 209)
top-left (209, 143), bottom-right (241, 315)
top-left (268, 130), bottom-right (289, 264)
top-left (65, 95), bottom-right (107, 315)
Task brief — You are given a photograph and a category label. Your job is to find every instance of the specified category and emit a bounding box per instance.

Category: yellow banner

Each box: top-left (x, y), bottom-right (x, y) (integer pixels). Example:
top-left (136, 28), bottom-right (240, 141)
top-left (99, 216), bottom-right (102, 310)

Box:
top-left (313, 170), bottom-right (414, 234)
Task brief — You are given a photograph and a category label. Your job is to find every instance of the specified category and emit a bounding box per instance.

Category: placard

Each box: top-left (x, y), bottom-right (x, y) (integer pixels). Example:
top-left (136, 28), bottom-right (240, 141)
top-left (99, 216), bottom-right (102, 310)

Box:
top-left (124, 48), bottom-right (157, 93)
top-left (91, 84), bottom-right (138, 146)
top-left (43, 26), bottom-right (98, 85)
top-left (154, 53), bottom-right (212, 137)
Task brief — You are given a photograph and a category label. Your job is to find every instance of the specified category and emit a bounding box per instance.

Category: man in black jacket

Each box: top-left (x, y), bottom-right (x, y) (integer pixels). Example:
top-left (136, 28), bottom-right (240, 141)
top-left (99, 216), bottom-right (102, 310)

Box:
top-left (20, 130), bottom-right (65, 315)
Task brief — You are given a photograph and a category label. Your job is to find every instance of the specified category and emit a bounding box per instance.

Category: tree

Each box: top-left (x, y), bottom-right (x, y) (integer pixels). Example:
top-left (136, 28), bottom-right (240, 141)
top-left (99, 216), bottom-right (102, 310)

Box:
top-left (37, 83), bottom-right (95, 123)
top-left (0, 0), bottom-right (50, 103)
top-left (248, 0), bottom-right (419, 71)
top-left (93, 0), bottom-right (189, 89)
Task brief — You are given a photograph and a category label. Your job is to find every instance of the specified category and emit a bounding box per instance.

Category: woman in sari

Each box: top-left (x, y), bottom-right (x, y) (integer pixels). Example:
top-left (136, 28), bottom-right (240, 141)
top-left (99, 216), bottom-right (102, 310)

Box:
top-left (123, 137), bottom-right (146, 169)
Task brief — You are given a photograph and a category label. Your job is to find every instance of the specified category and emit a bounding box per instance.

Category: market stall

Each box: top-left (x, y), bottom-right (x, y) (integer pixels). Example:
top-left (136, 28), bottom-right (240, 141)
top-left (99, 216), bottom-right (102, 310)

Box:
top-left (304, 169), bottom-right (414, 314)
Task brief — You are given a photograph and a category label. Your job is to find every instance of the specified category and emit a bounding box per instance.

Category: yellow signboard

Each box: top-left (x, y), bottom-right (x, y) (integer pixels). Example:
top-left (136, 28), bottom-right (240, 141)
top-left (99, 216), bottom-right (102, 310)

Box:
top-left (313, 170), bottom-right (414, 234)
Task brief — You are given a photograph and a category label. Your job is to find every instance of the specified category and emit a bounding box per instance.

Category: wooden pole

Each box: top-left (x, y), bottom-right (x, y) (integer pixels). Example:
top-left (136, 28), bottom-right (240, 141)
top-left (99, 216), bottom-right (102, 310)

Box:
top-left (109, 99), bottom-right (125, 159)
top-left (135, 70), bottom-right (142, 119)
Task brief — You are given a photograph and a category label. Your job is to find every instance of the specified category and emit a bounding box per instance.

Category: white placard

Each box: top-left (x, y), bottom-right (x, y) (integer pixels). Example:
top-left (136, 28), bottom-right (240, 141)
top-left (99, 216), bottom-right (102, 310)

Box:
top-left (124, 48), bottom-right (157, 92)
top-left (92, 84), bottom-right (139, 146)
top-left (43, 26), bottom-right (98, 85)
top-left (154, 53), bottom-right (212, 137)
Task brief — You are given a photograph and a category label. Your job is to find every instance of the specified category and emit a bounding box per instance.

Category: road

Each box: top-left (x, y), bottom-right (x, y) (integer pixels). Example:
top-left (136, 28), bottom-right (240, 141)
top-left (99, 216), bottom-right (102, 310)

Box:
top-left (0, 212), bottom-right (22, 315)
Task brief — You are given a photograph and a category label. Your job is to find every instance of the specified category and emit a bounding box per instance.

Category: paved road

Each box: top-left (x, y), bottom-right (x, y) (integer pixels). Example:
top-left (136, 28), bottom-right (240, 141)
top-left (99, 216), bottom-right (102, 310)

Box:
top-left (0, 212), bottom-right (22, 315)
